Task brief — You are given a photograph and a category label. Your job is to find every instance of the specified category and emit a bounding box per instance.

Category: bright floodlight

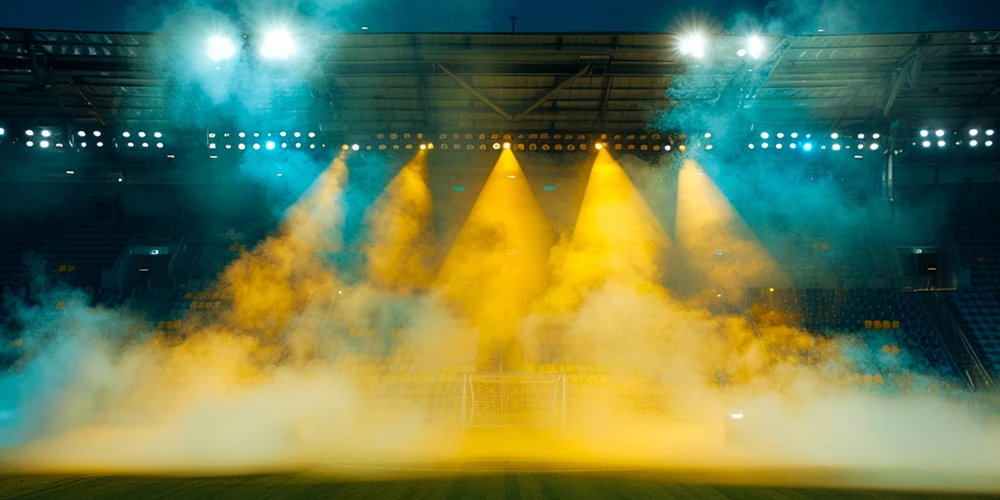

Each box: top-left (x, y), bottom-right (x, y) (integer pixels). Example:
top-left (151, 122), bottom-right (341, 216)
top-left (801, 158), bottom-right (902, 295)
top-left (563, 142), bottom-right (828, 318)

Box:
top-left (803, 143), bottom-right (813, 151)
top-left (987, 129), bottom-right (995, 136)
top-left (40, 140), bottom-right (50, 148)
top-left (922, 140), bottom-right (931, 148)
top-left (503, 142), bottom-right (511, 149)
top-left (41, 129), bottom-right (52, 138)
top-left (260, 29), bottom-right (295, 60)
top-left (760, 132), bottom-right (769, 139)
top-left (920, 129), bottom-right (929, 137)
top-left (206, 36), bottom-right (237, 61)
top-left (77, 130), bottom-right (86, 137)
top-left (937, 140), bottom-right (946, 147)
top-left (970, 129), bottom-right (979, 136)
top-left (831, 132), bottom-right (839, 139)
top-left (595, 142), bottom-right (603, 150)
top-left (265, 141), bottom-right (276, 150)
top-left (746, 35), bottom-right (765, 59)
top-left (679, 33), bottom-right (706, 59)
top-left (970, 140), bottom-right (978, 147)
top-left (935, 129), bottom-right (945, 137)
top-left (351, 144), bottom-right (360, 151)
top-left (870, 143), bottom-right (879, 150)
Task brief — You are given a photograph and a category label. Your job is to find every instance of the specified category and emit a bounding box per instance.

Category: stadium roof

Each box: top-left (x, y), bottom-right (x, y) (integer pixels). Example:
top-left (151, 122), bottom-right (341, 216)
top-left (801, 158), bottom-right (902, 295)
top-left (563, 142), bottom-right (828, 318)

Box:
top-left (1, 29), bottom-right (999, 135)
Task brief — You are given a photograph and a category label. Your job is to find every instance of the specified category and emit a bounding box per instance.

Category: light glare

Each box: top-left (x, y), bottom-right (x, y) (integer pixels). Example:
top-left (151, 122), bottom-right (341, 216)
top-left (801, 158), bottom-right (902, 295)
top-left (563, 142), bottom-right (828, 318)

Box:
top-left (679, 33), bottom-right (706, 59)
top-left (260, 29), bottom-right (295, 60)
top-left (206, 36), bottom-right (237, 61)
top-left (746, 35), bottom-right (765, 59)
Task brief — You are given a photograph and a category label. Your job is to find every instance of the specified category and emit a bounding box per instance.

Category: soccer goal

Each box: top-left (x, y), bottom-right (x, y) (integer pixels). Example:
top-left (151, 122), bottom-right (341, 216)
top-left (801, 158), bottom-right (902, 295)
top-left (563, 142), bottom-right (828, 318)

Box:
top-left (462, 372), bottom-right (567, 428)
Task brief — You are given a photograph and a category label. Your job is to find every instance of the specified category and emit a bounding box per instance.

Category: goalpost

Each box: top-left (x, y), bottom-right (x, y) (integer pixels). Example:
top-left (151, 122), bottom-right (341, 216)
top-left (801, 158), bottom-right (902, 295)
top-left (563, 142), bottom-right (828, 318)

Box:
top-left (462, 372), bottom-right (567, 428)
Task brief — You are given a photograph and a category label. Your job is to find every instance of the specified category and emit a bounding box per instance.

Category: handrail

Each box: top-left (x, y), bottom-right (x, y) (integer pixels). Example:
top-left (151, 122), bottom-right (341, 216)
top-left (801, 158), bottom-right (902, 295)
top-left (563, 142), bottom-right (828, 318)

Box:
top-left (943, 296), bottom-right (997, 393)
top-left (914, 291), bottom-right (969, 390)
top-left (745, 310), bottom-right (779, 388)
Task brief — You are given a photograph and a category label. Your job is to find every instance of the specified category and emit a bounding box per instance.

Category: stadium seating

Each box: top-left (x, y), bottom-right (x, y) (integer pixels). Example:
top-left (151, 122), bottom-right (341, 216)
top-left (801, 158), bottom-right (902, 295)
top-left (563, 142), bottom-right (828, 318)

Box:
top-left (750, 288), bottom-right (960, 384)
top-left (945, 223), bottom-right (1000, 374)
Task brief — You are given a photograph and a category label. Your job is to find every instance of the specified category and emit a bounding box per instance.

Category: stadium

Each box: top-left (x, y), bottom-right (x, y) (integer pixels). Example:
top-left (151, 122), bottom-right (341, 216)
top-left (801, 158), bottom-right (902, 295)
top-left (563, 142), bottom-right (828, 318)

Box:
top-left (2, 13), bottom-right (1000, 499)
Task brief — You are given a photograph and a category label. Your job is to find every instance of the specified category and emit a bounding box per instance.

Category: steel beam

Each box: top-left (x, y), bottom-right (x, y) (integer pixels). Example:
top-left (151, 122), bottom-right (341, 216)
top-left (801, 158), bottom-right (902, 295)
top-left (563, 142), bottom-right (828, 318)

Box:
top-left (513, 64), bottom-right (590, 120)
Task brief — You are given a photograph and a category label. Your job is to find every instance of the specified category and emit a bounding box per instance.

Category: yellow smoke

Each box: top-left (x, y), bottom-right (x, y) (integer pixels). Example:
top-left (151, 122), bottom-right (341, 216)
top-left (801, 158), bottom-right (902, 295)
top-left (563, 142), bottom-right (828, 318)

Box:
top-left (364, 151), bottom-right (434, 292)
top-left (676, 159), bottom-right (785, 300)
top-left (436, 149), bottom-right (554, 370)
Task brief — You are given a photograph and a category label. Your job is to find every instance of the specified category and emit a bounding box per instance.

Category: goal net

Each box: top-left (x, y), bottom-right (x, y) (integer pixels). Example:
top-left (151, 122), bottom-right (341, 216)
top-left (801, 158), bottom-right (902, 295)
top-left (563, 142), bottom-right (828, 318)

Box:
top-left (462, 373), bottom-right (566, 428)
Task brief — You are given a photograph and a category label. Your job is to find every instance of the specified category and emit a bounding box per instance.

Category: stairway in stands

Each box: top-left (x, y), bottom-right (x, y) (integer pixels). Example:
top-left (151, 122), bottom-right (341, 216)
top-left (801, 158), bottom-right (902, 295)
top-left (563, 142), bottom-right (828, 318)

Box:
top-left (915, 291), bottom-right (996, 392)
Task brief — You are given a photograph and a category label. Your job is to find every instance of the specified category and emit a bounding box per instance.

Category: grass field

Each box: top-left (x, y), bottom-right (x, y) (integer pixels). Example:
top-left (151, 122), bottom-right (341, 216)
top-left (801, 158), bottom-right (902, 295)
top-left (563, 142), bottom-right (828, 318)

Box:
top-left (2, 469), bottom-right (998, 500)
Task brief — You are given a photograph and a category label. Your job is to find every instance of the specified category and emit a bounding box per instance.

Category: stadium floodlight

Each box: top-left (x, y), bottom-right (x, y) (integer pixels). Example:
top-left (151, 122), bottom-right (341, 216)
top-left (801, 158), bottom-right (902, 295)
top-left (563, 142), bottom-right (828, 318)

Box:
top-left (775, 143), bottom-right (783, 149)
top-left (832, 143), bottom-right (841, 151)
top-left (789, 143), bottom-right (796, 149)
top-left (870, 143), bottom-right (879, 150)
top-left (970, 129), bottom-right (979, 137)
top-left (154, 132), bottom-right (162, 138)
top-left (920, 129), bottom-right (929, 137)
top-left (77, 130), bottom-right (86, 137)
top-left (295, 142), bottom-right (301, 148)
top-left (93, 131), bottom-right (101, 137)
top-left (25, 129), bottom-right (34, 137)
top-left (26, 141), bottom-right (34, 147)
top-left (922, 140), bottom-right (931, 148)
top-left (937, 140), bottom-right (946, 147)
top-left (761, 142), bottom-right (769, 149)
top-left (39, 140), bottom-right (50, 148)
top-left (746, 35), bottom-right (765, 59)
top-left (419, 144), bottom-right (426, 150)
top-left (260, 29), bottom-right (295, 60)
top-left (294, 132), bottom-right (301, 138)
top-left (760, 132), bottom-right (769, 139)
top-left (730, 413), bottom-right (744, 419)
top-left (206, 35), bottom-right (237, 61)
top-left (253, 143), bottom-right (261, 150)
top-left (265, 141), bottom-right (276, 150)
top-left (737, 48), bottom-right (747, 57)
top-left (0, 127), bottom-right (4, 136)
top-left (831, 132), bottom-right (839, 139)
top-left (747, 143), bottom-right (754, 149)
top-left (41, 129), bottom-right (51, 138)
top-left (127, 142), bottom-right (135, 147)
top-left (986, 141), bottom-right (994, 147)
top-left (142, 142), bottom-right (149, 148)
top-left (503, 142), bottom-right (511, 149)
top-left (122, 131), bottom-right (130, 138)
top-left (351, 144), bottom-right (360, 151)
top-left (239, 132), bottom-right (246, 138)
top-left (987, 129), bottom-right (995, 136)
top-left (872, 133), bottom-right (880, 139)
top-left (858, 133), bottom-right (865, 139)
top-left (308, 132), bottom-right (316, 138)
top-left (776, 132), bottom-right (784, 139)
top-left (96, 142), bottom-right (104, 147)
top-left (678, 32), bottom-right (706, 59)
top-left (156, 142), bottom-right (164, 148)
top-left (280, 131), bottom-right (287, 137)
top-left (790, 132), bottom-right (798, 139)
top-left (970, 140), bottom-right (978, 147)
top-left (595, 143), bottom-right (603, 150)
top-left (492, 142), bottom-right (501, 150)
top-left (138, 131), bottom-right (146, 138)
top-left (238, 143), bottom-right (246, 150)
top-left (803, 142), bottom-right (813, 151)
top-left (935, 129), bottom-right (945, 137)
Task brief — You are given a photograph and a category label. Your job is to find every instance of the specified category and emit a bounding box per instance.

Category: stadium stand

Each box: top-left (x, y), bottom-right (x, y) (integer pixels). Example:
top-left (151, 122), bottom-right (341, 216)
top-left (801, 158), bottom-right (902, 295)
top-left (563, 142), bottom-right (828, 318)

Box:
top-left (946, 223), bottom-right (1000, 376)
top-left (750, 288), bottom-right (962, 387)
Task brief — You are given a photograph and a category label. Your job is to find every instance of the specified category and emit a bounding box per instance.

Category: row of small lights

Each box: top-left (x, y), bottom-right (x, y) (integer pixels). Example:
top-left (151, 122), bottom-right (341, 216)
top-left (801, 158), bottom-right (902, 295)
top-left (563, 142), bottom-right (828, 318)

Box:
top-left (679, 33), bottom-right (768, 60)
top-left (748, 132), bottom-right (882, 152)
top-left (916, 128), bottom-right (994, 148)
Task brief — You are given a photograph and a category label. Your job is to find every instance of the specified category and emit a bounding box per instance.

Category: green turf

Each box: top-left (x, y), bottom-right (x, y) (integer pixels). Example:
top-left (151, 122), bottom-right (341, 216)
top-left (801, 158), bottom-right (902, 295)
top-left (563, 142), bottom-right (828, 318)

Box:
top-left (0, 473), bottom-right (994, 500)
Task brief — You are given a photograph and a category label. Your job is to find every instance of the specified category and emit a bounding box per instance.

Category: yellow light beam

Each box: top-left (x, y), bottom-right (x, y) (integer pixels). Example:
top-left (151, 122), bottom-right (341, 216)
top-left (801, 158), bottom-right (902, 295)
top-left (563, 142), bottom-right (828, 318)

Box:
top-left (546, 149), bottom-right (670, 310)
top-left (436, 149), bottom-right (554, 370)
top-left (675, 159), bottom-right (785, 300)
top-left (364, 151), bottom-right (434, 292)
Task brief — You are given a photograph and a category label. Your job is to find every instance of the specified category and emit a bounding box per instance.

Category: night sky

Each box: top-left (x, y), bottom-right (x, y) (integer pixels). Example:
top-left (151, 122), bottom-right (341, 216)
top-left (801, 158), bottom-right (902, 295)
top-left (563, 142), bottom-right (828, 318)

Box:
top-left (0, 0), bottom-right (995, 34)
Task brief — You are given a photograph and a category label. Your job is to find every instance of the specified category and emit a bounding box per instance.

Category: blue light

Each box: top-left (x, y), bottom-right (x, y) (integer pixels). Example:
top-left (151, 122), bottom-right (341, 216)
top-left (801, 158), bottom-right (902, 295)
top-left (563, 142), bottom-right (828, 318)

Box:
top-left (265, 141), bottom-right (276, 150)
top-left (803, 143), bottom-right (813, 151)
